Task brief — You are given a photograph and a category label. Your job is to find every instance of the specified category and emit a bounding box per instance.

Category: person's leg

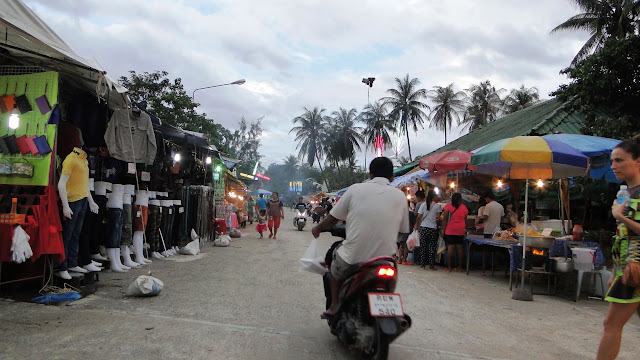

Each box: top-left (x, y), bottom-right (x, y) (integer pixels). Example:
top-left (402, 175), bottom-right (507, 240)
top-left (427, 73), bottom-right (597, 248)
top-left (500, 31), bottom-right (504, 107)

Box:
top-left (268, 216), bottom-right (274, 238)
top-left (418, 228), bottom-right (428, 267)
top-left (445, 244), bottom-right (454, 272)
top-left (455, 243), bottom-right (464, 272)
top-left (428, 229), bottom-right (437, 269)
top-left (273, 217), bottom-right (280, 239)
top-left (596, 301), bottom-right (640, 360)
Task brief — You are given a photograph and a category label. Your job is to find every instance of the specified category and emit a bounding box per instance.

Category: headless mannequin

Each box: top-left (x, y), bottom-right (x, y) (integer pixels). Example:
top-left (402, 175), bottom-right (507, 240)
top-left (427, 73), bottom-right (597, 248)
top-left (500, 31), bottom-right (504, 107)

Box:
top-left (92, 181), bottom-right (110, 261)
top-left (148, 191), bottom-right (164, 259)
top-left (80, 179), bottom-right (103, 272)
top-left (133, 190), bottom-right (151, 264)
top-left (160, 198), bottom-right (174, 257)
top-left (57, 148), bottom-right (99, 280)
top-left (106, 184), bottom-right (130, 272)
top-left (120, 188), bottom-right (141, 268)
top-left (173, 199), bottom-right (182, 251)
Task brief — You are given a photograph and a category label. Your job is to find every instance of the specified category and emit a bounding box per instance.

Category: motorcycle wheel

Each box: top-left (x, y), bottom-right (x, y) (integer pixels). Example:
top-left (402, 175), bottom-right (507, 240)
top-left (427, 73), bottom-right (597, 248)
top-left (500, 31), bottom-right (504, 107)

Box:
top-left (364, 323), bottom-right (389, 360)
top-left (298, 223), bottom-right (304, 231)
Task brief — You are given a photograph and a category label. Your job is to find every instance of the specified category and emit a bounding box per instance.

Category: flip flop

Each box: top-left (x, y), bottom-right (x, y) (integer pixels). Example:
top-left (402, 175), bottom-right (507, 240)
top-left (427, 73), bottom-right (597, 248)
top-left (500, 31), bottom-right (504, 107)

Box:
top-left (320, 312), bottom-right (335, 320)
top-left (268, 234), bottom-right (273, 238)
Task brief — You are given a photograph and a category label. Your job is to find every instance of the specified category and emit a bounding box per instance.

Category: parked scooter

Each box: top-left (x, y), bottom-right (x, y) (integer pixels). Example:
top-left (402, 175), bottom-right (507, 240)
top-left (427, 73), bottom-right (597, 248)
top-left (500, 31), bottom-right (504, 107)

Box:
top-left (321, 223), bottom-right (411, 359)
top-left (293, 204), bottom-right (307, 231)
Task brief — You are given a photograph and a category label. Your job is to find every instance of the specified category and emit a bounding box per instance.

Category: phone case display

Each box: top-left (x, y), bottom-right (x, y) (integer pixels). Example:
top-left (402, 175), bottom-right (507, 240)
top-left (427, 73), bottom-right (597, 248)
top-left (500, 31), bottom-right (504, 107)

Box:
top-left (0, 72), bottom-right (58, 186)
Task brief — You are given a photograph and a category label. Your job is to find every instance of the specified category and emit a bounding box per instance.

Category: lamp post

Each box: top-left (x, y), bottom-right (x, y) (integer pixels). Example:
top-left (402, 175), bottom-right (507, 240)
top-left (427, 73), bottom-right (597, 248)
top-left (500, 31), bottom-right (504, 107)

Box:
top-left (192, 79), bottom-right (246, 100)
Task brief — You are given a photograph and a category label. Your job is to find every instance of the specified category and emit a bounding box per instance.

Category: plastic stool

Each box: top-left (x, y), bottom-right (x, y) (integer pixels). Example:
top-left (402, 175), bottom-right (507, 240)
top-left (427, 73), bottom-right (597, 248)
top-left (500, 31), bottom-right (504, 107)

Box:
top-left (575, 270), bottom-right (603, 302)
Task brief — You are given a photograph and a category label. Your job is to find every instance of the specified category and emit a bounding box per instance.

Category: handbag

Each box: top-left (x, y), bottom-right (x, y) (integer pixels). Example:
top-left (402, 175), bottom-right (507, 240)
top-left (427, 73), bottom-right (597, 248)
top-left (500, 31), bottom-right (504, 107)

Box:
top-left (2, 134), bottom-right (20, 154)
top-left (11, 161), bottom-right (34, 177)
top-left (14, 83), bottom-right (32, 114)
top-left (0, 83), bottom-right (10, 113)
top-left (0, 160), bottom-right (12, 175)
top-left (35, 82), bottom-right (52, 115)
top-left (622, 261), bottom-right (640, 288)
top-left (33, 124), bottom-right (51, 155)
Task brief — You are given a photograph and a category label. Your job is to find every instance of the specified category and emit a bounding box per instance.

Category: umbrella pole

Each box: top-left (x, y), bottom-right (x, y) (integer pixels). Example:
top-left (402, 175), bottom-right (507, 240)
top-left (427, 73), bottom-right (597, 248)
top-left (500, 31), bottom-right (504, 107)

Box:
top-left (513, 174), bottom-right (533, 301)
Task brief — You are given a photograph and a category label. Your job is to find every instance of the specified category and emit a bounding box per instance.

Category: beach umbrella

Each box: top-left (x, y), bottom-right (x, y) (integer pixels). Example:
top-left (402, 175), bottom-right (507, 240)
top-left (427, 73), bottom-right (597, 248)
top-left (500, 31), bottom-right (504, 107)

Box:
top-left (254, 189), bottom-right (272, 196)
top-left (470, 136), bottom-right (588, 300)
top-left (419, 149), bottom-right (472, 172)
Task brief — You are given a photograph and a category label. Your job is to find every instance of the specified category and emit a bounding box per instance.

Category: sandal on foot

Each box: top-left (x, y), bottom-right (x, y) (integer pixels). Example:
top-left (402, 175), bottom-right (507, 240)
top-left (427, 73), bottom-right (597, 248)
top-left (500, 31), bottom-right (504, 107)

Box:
top-left (320, 311), bottom-right (335, 320)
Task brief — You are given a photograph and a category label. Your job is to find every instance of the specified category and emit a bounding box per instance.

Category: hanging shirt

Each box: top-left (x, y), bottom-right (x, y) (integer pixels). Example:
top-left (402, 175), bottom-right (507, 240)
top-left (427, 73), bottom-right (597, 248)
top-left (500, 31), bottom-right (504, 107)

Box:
top-left (104, 109), bottom-right (157, 165)
top-left (61, 148), bottom-right (89, 202)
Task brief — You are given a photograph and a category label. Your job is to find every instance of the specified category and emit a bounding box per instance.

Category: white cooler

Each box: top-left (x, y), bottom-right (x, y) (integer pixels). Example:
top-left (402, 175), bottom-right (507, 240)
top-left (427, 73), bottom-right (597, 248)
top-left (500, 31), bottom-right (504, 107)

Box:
top-left (572, 247), bottom-right (596, 271)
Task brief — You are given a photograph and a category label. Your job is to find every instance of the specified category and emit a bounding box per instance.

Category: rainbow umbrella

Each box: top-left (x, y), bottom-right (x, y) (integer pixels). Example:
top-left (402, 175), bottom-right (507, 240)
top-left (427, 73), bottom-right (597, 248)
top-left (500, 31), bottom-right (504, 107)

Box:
top-left (470, 136), bottom-right (588, 299)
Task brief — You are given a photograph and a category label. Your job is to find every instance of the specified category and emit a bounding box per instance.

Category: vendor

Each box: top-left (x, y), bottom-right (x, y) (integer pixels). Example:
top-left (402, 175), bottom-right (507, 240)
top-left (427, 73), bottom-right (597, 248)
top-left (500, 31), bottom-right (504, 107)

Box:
top-left (478, 190), bottom-right (504, 238)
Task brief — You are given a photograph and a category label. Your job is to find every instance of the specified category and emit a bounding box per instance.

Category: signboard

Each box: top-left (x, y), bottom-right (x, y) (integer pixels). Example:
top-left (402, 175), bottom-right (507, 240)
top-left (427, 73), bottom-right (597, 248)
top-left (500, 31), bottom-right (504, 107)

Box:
top-left (239, 172), bottom-right (257, 180)
top-left (289, 181), bottom-right (303, 192)
top-left (255, 173), bottom-right (270, 180)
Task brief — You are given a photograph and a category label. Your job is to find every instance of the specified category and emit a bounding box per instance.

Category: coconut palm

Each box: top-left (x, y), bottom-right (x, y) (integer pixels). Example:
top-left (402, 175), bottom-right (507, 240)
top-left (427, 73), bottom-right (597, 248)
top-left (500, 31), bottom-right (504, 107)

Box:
top-left (325, 107), bottom-right (364, 173)
top-left (503, 85), bottom-right (540, 114)
top-left (460, 80), bottom-right (504, 133)
top-left (381, 74), bottom-right (430, 161)
top-left (551, 0), bottom-right (640, 64)
top-left (360, 101), bottom-right (396, 156)
top-left (290, 107), bottom-right (329, 189)
top-left (428, 83), bottom-right (467, 145)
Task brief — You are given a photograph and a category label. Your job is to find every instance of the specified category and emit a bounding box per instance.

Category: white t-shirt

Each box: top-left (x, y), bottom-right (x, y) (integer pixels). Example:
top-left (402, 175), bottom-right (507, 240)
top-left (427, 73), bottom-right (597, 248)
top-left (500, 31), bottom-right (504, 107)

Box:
top-left (483, 200), bottom-right (504, 234)
top-left (332, 177), bottom-right (410, 264)
top-left (418, 201), bottom-right (442, 229)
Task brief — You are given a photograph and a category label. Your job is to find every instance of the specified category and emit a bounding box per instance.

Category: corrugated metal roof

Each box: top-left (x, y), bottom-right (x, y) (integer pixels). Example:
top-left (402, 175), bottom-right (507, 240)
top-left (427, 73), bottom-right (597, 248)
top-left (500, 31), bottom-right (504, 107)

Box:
top-left (404, 98), bottom-right (605, 169)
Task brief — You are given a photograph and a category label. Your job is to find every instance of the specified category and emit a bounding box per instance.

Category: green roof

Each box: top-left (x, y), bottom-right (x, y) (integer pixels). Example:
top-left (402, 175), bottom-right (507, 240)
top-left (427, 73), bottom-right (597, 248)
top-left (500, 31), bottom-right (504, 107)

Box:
top-left (404, 98), bottom-right (606, 169)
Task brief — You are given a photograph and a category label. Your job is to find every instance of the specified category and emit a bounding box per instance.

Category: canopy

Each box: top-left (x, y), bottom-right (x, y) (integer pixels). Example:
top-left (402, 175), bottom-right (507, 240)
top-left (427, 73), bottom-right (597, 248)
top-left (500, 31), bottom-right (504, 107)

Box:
top-left (253, 189), bottom-right (272, 196)
top-left (0, 0), bottom-right (128, 108)
top-left (390, 169), bottom-right (428, 188)
top-left (419, 149), bottom-right (472, 172)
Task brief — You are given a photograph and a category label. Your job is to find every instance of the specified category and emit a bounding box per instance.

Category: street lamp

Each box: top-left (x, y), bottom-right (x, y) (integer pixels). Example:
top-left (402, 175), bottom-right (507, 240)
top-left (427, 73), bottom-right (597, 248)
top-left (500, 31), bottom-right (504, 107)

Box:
top-left (192, 79), bottom-right (246, 100)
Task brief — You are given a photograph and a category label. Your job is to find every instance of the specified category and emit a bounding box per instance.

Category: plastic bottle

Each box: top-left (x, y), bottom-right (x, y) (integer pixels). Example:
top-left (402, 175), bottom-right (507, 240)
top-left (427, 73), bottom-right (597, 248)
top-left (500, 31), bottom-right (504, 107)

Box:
top-left (617, 185), bottom-right (630, 205)
top-left (572, 224), bottom-right (583, 241)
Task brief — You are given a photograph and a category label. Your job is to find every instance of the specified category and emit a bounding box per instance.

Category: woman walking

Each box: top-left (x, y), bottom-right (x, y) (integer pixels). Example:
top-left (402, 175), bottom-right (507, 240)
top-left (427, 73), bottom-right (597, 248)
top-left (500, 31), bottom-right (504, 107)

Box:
top-left (415, 190), bottom-right (442, 270)
top-left (596, 136), bottom-right (640, 360)
top-left (440, 192), bottom-right (468, 272)
top-left (247, 196), bottom-right (255, 224)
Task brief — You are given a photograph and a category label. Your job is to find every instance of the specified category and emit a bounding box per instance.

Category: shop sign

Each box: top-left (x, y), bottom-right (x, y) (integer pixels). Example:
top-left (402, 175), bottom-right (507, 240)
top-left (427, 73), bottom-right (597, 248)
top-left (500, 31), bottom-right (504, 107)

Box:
top-left (127, 162), bottom-right (136, 174)
top-left (141, 171), bottom-right (150, 181)
top-left (255, 173), bottom-right (270, 180)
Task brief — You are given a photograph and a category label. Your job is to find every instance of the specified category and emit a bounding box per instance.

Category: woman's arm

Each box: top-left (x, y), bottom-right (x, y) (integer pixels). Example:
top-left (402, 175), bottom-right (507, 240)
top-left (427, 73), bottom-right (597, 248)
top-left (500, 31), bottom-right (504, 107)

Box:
top-left (440, 211), bottom-right (449, 235)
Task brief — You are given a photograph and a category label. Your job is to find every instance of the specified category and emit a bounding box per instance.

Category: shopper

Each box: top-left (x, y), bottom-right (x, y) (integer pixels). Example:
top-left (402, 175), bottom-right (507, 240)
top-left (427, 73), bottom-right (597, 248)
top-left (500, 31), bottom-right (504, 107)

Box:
top-left (247, 196), bottom-right (255, 224)
top-left (397, 200), bottom-right (416, 265)
top-left (412, 190), bottom-right (426, 266)
top-left (256, 193), bottom-right (268, 213)
top-left (596, 136), bottom-right (640, 360)
top-left (255, 209), bottom-right (267, 239)
top-left (440, 192), bottom-right (468, 272)
top-left (267, 192), bottom-right (284, 239)
top-left (478, 190), bottom-right (504, 238)
top-left (415, 189), bottom-right (442, 270)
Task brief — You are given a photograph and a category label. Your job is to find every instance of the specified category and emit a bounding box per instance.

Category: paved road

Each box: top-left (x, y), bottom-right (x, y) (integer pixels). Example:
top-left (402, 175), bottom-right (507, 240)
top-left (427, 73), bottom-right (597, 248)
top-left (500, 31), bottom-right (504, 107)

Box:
top-left (1, 208), bottom-right (639, 359)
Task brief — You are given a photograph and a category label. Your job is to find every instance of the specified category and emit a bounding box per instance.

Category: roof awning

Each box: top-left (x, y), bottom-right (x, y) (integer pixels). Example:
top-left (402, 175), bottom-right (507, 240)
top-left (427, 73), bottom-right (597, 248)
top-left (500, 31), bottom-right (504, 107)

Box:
top-left (0, 0), bottom-right (128, 108)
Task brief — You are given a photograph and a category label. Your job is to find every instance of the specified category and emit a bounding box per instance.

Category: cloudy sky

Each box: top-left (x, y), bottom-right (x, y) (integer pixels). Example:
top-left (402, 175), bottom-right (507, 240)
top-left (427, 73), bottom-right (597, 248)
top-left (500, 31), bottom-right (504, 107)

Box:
top-left (25, 0), bottom-right (588, 167)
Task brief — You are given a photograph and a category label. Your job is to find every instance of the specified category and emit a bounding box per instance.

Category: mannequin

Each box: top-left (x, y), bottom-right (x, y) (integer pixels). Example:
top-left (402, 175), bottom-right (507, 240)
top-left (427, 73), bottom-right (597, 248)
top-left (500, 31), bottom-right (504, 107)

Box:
top-left (132, 189), bottom-right (151, 264)
top-left (172, 199), bottom-right (182, 251)
top-left (160, 198), bottom-right (174, 257)
top-left (149, 197), bottom-right (164, 259)
top-left (120, 185), bottom-right (141, 267)
top-left (57, 147), bottom-right (99, 280)
top-left (77, 178), bottom-right (103, 272)
top-left (92, 181), bottom-right (110, 261)
top-left (105, 184), bottom-right (130, 272)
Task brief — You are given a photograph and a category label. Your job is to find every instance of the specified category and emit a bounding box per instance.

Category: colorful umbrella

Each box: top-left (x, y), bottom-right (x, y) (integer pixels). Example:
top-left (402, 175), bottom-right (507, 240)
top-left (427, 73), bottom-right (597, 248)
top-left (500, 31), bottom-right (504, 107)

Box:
top-left (470, 136), bottom-right (588, 299)
top-left (541, 133), bottom-right (621, 183)
top-left (419, 149), bottom-right (472, 172)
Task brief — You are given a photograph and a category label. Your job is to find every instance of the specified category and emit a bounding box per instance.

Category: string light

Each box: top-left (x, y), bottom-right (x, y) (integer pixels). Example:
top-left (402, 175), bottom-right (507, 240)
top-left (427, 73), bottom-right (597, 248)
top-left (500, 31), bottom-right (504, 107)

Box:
top-left (497, 180), bottom-right (503, 188)
top-left (450, 182), bottom-right (455, 189)
top-left (8, 109), bottom-right (20, 129)
top-left (206, 157), bottom-right (212, 164)
top-left (173, 153), bottom-right (181, 162)
top-left (537, 179), bottom-right (544, 188)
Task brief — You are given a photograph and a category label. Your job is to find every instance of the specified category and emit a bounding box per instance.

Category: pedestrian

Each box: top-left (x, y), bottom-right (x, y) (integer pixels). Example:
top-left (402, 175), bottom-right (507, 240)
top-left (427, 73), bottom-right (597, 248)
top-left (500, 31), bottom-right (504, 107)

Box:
top-left (440, 192), bottom-right (469, 272)
top-left (397, 200), bottom-right (416, 265)
top-left (267, 192), bottom-right (284, 239)
top-left (247, 196), bottom-right (255, 224)
top-left (478, 190), bottom-right (504, 238)
top-left (596, 136), bottom-right (640, 360)
top-left (255, 209), bottom-right (267, 238)
top-left (412, 190), bottom-right (426, 266)
top-left (256, 193), bottom-right (268, 213)
top-left (415, 189), bottom-right (442, 270)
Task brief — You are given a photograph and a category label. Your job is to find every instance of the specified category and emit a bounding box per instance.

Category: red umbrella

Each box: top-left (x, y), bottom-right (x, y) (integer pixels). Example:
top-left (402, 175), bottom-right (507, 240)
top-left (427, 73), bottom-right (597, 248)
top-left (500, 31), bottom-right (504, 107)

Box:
top-left (419, 149), bottom-right (472, 172)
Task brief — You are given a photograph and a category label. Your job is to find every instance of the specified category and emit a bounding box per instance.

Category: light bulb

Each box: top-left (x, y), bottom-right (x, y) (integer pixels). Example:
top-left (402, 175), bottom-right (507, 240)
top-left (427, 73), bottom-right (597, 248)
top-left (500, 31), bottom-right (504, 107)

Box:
top-left (434, 187), bottom-right (440, 195)
top-left (215, 165), bottom-right (221, 172)
top-left (174, 153), bottom-right (181, 162)
top-left (537, 179), bottom-right (544, 188)
top-left (406, 194), bottom-right (411, 200)
top-left (8, 109), bottom-right (20, 130)
top-left (497, 180), bottom-right (503, 188)
top-left (206, 157), bottom-right (212, 164)
top-left (450, 182), bottom-right (455, 189)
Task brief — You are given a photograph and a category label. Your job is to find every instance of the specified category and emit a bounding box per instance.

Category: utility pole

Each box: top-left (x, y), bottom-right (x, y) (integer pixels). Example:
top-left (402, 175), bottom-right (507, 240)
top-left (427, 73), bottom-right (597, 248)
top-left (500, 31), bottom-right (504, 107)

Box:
top-left (362, 77), bottom-right (375, 176)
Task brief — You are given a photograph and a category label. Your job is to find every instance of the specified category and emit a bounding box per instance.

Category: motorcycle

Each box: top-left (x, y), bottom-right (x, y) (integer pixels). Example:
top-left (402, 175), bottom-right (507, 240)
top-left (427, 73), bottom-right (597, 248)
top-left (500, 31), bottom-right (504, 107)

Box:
top-left (293, 204), bottom-right (307, 231)
top-left (321, 223), bottom-right (411, 359)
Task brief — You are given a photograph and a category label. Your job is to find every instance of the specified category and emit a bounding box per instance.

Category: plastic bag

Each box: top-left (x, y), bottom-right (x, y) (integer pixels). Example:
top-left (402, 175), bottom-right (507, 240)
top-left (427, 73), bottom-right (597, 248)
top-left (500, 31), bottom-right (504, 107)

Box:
top-left (437, 236), bottom-right (446, 255)
top-left (124, 275), bottom-right (164, 297)
top-left (32, 292), bottom-right (81, 305)
top-left (179, 239), bottom-right (200, 255)
top-left (299, 239), bottom-right (326, 275)
top-left (229, 228), bottom-right (241, 238)
top-left (214, 235), bottom-right (231, 247)
top-left (11, 225), bottom-right (33, 264)
top-left (406, 230), bottom-right (419, 251)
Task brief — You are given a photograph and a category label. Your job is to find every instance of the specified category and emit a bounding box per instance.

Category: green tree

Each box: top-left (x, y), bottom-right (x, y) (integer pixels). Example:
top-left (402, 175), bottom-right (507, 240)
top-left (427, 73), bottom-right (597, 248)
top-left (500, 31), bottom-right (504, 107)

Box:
top-left (225, 117), bottom-right (263, 176)
top-left (503, 85), bottom-right (540, 114)
top-left (428, 83), bottom-right (467, 145)
top-left (551, 0), bottom-right (640, 63)
top-left (360, 101), bottom-right (396, 155)
top-left (118, 70), bottom-right (231, 152)
top-left (328, 107), bottom-right (364, 164)
top-left (552, 35), bottom-right (640, 139)
top-left (290, 107), bottom-right (330, 189)
top-left (461, 80), bottom-right (503, 133)
top-left (382, 74), bottom-right (430, 161)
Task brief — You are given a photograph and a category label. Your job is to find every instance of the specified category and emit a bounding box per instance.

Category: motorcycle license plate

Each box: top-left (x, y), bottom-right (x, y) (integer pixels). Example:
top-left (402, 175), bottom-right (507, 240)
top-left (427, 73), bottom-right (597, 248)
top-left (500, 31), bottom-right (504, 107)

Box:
top-left (368, 293), bottom-right (403, 317)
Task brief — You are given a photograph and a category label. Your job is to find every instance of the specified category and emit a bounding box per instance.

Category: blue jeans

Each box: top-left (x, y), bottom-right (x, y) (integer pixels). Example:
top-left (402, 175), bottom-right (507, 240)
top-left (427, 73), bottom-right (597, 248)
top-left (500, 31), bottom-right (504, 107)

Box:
top-left (59, 198), bottom-right (88, 271)
top-left (105, 208), bottom-right (123, 249)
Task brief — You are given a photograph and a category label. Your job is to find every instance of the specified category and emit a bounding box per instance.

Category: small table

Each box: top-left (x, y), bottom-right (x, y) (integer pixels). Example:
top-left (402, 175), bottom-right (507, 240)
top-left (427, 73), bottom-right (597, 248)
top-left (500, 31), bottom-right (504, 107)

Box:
top-left (465, 234), bottom-right (514, 276)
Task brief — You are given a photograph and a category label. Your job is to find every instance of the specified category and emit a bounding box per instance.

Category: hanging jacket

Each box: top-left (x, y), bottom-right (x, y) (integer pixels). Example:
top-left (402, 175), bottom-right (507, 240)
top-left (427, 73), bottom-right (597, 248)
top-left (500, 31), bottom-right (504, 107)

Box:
top-left (104, 109), bottom-right (157, 165)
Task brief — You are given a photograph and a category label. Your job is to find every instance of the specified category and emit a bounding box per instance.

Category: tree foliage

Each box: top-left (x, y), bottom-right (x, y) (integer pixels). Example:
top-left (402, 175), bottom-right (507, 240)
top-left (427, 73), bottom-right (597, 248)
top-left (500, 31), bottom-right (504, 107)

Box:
top-left (225, 117), bottom-right (264, 176)
top-left (428, 83), bottom-right (467, 145)
top-left (552, 35), bottom-right (640, 139)
top-left (503, 85), bottom-right (540, 115)
top-left (461, 80), bottom-right (504, 132)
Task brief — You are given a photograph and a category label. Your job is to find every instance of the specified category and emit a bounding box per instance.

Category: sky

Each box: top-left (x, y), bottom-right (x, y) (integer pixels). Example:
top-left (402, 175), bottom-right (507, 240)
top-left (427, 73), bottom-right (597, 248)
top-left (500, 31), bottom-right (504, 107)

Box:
top-left (24, 0), bottom-right (589, 168)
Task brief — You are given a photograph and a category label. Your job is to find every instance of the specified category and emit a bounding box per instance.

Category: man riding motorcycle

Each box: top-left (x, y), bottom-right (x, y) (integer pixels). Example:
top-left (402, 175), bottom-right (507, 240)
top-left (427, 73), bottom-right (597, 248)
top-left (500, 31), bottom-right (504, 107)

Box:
top-left (312, 157), bottom-right (409, 319)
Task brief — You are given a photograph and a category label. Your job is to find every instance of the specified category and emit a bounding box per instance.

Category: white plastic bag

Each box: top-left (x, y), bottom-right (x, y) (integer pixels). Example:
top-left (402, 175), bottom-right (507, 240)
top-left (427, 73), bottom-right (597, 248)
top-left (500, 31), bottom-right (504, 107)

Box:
top-left (11, 225), bottom-right (33, 264)
top-left (299, 239), bottom-right (326, 275)
top-left (437, 236), bottom-right (446, 255)
top-left (229, 228), bottom-right (241, 238)
top-left (214, 235), bottom-right (231, 247)
top-left (406, 230), bottom-right (419, 251)
top-left (124, 275), bottom-right (164, 297)
top-left (179, 229), bottom-right (201, 255)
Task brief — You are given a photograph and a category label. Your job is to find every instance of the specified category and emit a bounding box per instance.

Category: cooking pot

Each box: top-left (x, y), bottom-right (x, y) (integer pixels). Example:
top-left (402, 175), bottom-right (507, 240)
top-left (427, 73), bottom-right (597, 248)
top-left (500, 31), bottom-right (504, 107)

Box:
top-left (551, 257), bottom-right (574, 273)
top-left (518, 235), bottom-right (555, 248)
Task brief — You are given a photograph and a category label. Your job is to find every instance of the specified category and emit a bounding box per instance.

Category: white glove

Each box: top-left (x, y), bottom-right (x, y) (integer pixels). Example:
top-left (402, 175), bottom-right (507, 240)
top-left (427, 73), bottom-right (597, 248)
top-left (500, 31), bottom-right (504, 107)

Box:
top-left (10, 225), bottom-right (32, 264)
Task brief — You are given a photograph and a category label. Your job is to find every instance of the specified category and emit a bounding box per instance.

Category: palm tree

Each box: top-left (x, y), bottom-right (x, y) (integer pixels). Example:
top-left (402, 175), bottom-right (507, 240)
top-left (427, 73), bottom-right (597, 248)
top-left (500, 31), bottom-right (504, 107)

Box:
top-left (360, 101), bottom-right (396, 156)
top-left (325, 108), bottom-right (364, 175)
top-left (428, 83), bottom-right (467, 145)
top-left (282, 154), bottom-right (299, 169)
top-left (551, 0), bottom-right (640, 63)
top-left (460, 80), bottom-right (504, 133)
top-left (381, 74), bottom-right (430, 161)
top-left (290, 107), bottom-right (330, 189)
top-left (503, 85), bottom-right (540, 114)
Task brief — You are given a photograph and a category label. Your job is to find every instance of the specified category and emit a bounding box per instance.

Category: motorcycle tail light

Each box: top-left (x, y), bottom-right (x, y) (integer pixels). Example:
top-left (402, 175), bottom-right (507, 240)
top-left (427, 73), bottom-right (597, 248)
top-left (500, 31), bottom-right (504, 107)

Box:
top-left (377, 266), bottom-right (395, 277)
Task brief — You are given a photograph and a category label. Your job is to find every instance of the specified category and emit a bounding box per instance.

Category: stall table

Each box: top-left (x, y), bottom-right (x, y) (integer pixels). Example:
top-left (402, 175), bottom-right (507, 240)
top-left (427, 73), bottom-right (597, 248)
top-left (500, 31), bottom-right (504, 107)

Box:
top-left (465, 234), bottom-right (514, 276)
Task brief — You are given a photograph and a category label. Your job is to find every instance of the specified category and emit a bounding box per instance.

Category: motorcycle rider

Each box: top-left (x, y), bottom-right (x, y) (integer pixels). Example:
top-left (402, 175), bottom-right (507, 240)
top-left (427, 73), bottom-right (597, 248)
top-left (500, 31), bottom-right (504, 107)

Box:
top-left (296, 196), bottom-right (306, 209)
top-left (312, 157), bottom-right (409, 319)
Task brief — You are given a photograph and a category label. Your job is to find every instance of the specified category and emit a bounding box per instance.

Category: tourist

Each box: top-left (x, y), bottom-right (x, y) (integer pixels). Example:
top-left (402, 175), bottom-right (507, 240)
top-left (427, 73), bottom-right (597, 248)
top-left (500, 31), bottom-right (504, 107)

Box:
top-left (412, 190), bottom-right (426, 266)
top-left (256, 193), bottom-right (268, 213)
top-left (440, 192), bottom-right (469, 272)
top-left (596, 136), bottom-right (640, 360)
top-left (267, 192), bottom-right (284, 239)
top-left (415, 189), bottom-right (442, 270)
top-left (247, 196), bottom-right (255, 224)
top-left (478, 190), bottom-right (504, 238)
